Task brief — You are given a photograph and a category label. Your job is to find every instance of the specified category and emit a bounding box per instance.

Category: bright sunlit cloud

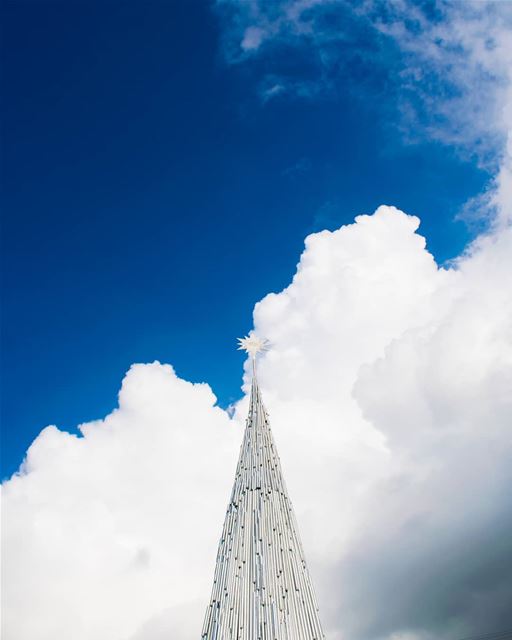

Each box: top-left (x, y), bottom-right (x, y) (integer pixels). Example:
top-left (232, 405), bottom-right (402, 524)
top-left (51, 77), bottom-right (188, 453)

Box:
top-left (3, 205), bottom-right (511, 640)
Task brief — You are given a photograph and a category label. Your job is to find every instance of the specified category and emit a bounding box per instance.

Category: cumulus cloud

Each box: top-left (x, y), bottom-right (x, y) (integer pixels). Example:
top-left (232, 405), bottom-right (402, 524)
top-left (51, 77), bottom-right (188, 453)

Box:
top-left (2, 365), bottom-right (238, 640)
top-left (250, 206), bottom-right (512, 639)
top-left (3, 205), bottom-right (511, 639)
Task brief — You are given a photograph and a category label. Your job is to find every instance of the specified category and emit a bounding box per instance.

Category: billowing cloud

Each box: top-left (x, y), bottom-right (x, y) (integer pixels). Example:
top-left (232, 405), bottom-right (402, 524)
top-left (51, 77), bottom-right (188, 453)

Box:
top-left (2, 365), bottom-right (238, 640)
top-left (250, 206), bottom-right (512, 639)
top-left (3, 205), bottom-right (511, 639)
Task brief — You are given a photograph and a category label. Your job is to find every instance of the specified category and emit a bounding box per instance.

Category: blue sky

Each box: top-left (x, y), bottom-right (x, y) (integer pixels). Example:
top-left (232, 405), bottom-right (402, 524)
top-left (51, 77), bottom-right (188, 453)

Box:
top-left (2, 0), bottom-right (490, 478)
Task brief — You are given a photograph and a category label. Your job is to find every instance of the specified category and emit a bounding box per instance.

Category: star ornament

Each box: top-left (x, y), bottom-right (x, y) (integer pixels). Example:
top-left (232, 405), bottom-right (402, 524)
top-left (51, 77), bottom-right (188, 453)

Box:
top-left (237, 334), bottom-right (269, 358)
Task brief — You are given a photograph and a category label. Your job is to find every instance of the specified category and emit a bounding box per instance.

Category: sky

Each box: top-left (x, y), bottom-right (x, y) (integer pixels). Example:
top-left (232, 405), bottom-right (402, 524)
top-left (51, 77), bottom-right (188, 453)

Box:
top-left (1, 0), bottom-right (490, 477)
top-left (2, 1), bottom-right (512, 640)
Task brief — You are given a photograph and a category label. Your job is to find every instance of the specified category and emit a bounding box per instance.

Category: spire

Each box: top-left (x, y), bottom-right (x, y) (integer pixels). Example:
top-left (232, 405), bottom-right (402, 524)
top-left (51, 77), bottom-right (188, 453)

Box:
top-left (237, 334), bottom-right (269, 377)
top-left (201, 337), bottom-right (325, 640)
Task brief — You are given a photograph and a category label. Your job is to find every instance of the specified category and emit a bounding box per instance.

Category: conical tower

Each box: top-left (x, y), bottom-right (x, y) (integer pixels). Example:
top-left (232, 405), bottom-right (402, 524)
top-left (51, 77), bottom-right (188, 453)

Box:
top-left (201, 336), bottom-right (325, 640)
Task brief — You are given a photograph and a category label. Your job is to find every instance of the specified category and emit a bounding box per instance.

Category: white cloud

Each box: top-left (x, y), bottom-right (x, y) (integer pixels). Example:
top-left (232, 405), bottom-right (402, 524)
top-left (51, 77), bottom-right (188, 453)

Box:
top-left (372, 1), bottom-right (512, 226)
top-left (3, 205), bottom-right (511, 639)
top-left (241, 25), bottom-right (266, 51)
top-left (2, 364), bottom-right (238, 640)
top-left (249, 206), bottom-right (512, 638)
top-left (216, 0), bottom-right (512, 226)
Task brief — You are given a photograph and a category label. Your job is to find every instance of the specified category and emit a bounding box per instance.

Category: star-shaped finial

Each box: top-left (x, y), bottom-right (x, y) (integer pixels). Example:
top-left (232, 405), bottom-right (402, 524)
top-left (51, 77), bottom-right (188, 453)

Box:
top-left (237, 334), bottom-right (269, 358)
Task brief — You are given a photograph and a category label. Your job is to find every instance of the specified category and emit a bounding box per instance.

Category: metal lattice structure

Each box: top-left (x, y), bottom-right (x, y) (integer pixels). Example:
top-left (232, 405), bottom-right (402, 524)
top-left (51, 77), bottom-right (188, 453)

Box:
top-left (201, 356), bottom-right (325, 640)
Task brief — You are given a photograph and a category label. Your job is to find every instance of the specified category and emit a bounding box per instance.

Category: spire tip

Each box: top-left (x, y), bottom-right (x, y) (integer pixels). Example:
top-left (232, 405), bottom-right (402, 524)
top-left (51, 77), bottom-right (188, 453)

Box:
top-left (237, 334), bottom-right (269, 358)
